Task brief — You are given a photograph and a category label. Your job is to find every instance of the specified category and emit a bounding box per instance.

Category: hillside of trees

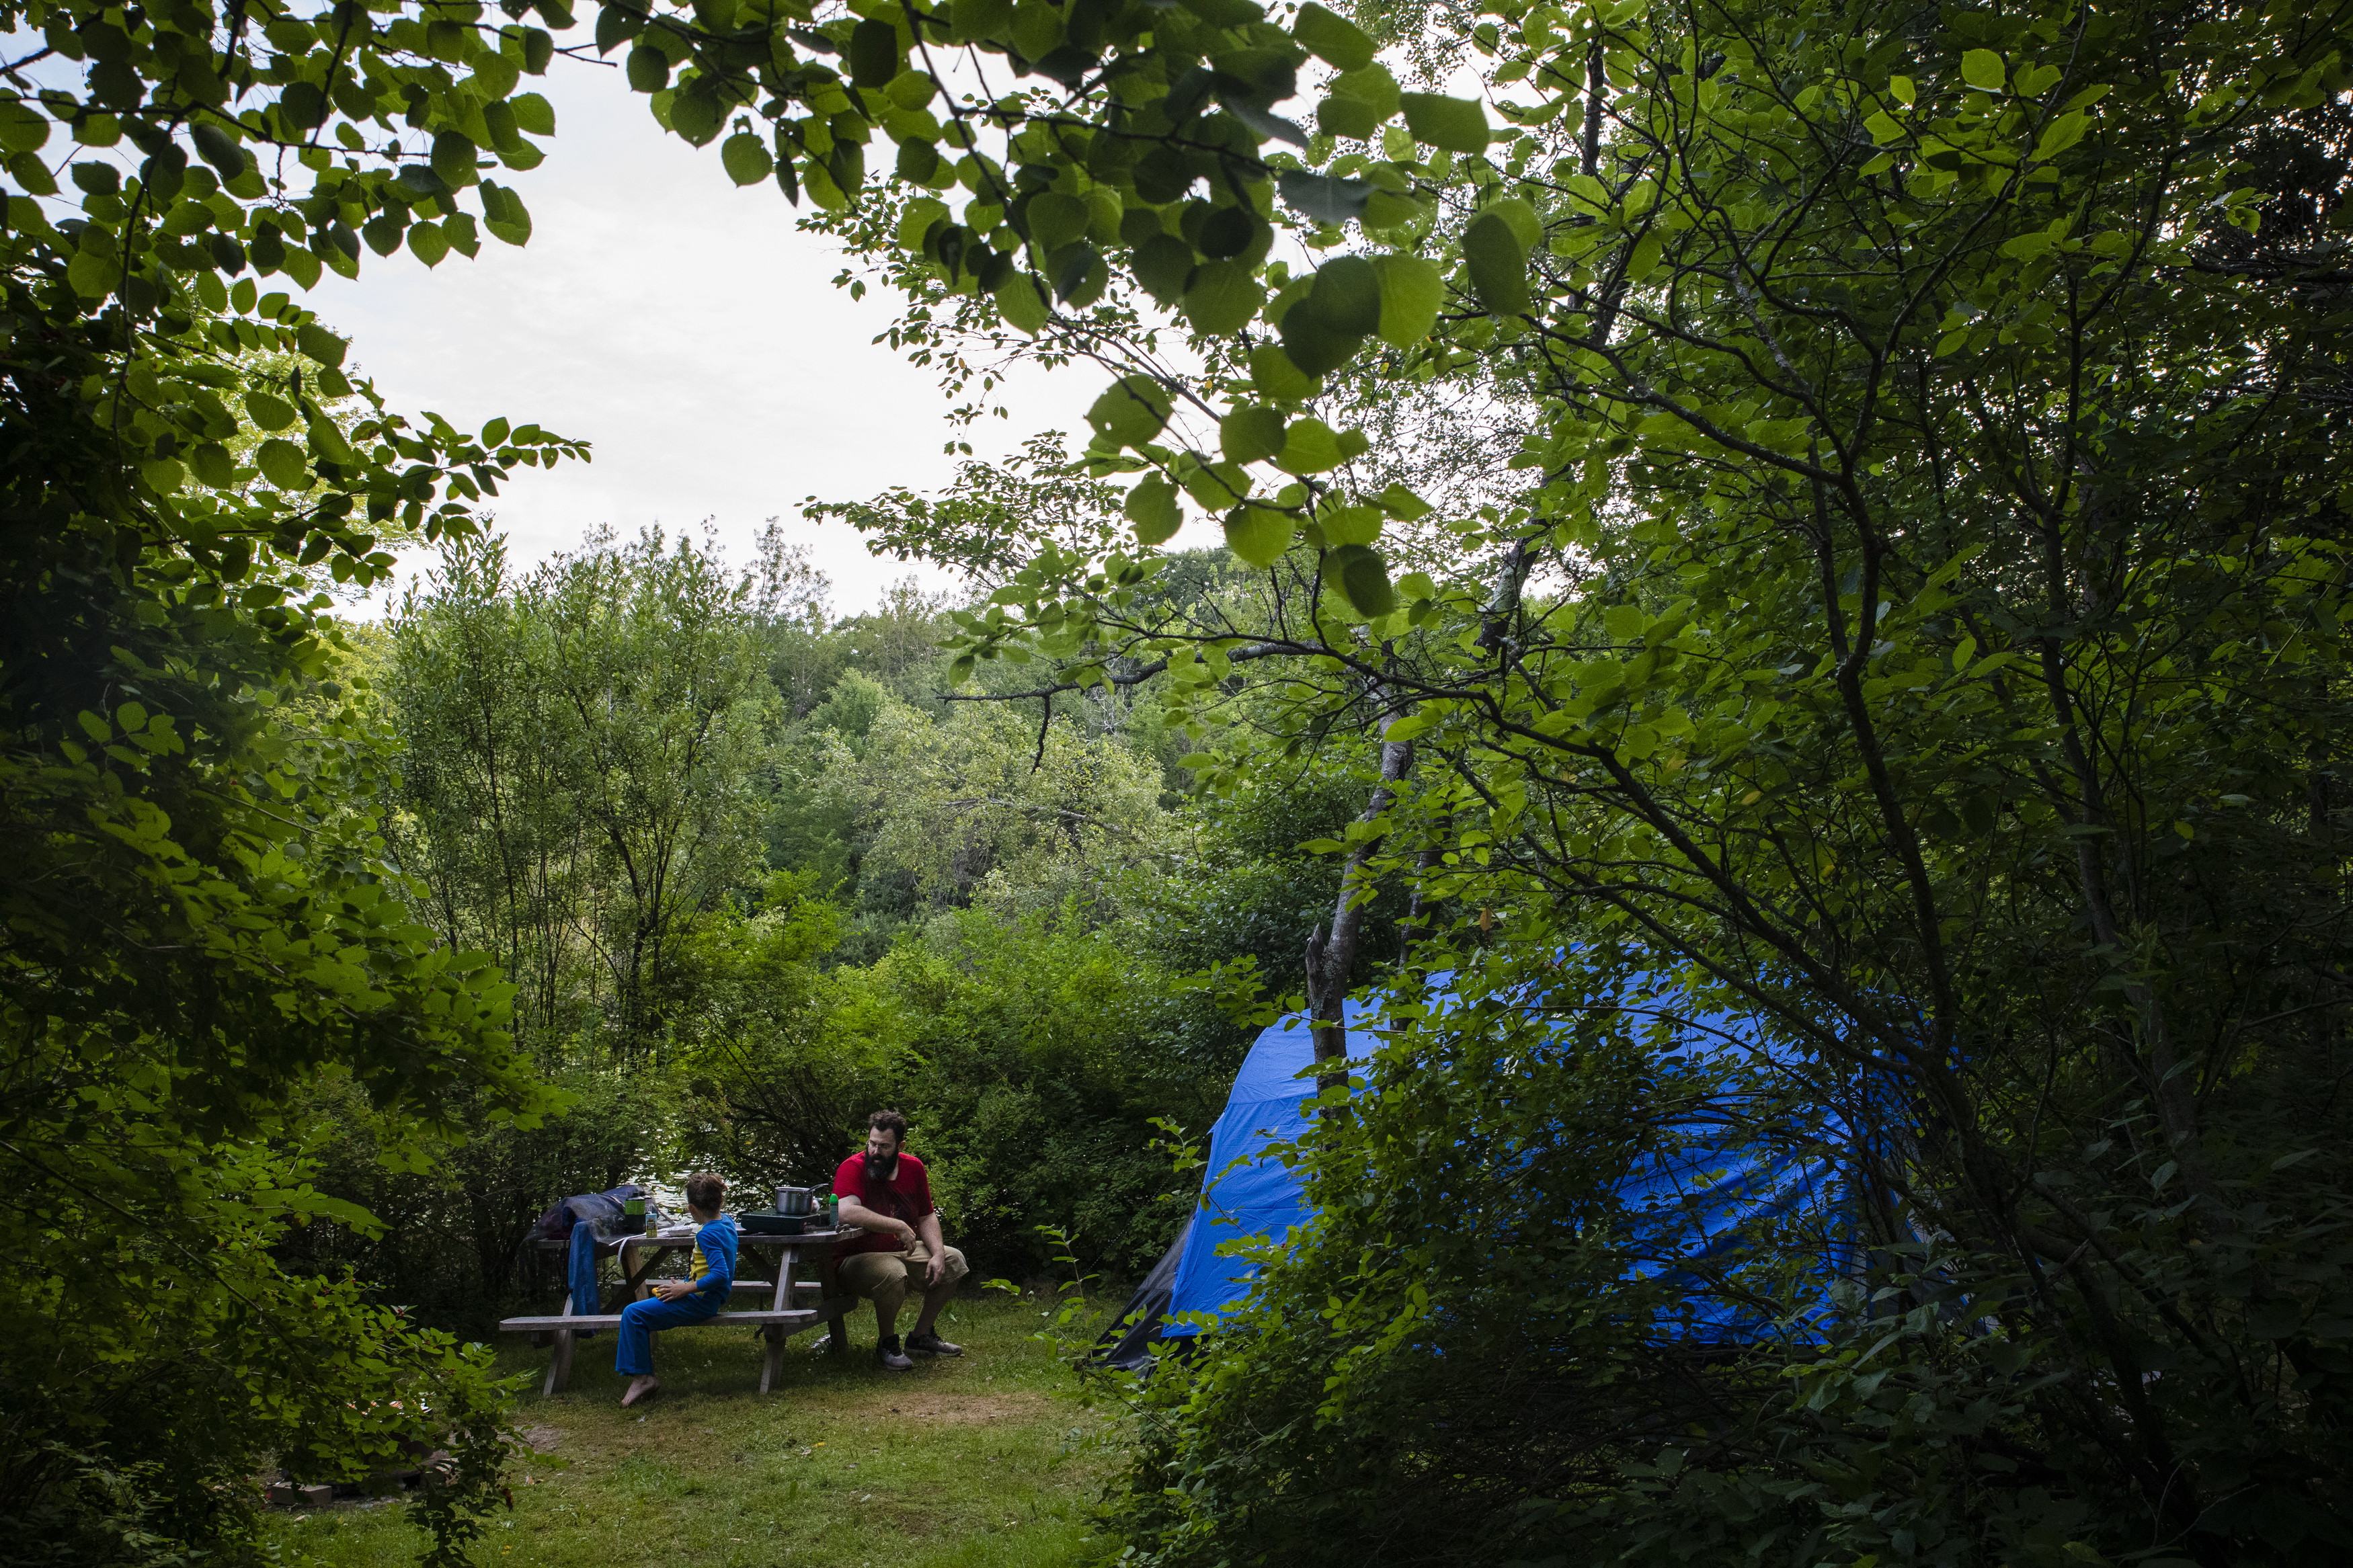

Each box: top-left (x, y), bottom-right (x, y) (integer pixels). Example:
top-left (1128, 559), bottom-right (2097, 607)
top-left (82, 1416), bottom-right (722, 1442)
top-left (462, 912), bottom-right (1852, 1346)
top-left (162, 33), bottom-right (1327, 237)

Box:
top-left (278, 514), bottom-right (1394, 1324)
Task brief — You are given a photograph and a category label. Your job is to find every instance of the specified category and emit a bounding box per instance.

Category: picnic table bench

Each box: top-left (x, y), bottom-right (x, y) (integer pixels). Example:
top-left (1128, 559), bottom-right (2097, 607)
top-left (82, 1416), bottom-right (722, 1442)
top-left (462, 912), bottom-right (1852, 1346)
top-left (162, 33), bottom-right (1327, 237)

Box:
top-left (499, 1226), bottom-right (855, 1395)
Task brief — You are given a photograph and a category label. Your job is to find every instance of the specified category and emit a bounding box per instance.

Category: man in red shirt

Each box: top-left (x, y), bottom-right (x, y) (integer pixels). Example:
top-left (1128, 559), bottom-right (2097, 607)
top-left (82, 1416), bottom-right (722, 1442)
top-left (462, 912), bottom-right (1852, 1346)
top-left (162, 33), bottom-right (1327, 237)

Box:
top-left (832, 1108), bottom-right (970, 1370)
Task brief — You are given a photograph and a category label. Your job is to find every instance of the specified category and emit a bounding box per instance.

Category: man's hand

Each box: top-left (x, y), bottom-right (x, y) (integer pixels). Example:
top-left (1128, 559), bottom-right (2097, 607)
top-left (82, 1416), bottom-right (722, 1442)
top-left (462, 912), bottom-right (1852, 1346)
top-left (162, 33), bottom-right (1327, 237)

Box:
top-left (924, 1251), bottom-right (946, 1288)
top-left (651, 1278), bottom-right (696, 1303)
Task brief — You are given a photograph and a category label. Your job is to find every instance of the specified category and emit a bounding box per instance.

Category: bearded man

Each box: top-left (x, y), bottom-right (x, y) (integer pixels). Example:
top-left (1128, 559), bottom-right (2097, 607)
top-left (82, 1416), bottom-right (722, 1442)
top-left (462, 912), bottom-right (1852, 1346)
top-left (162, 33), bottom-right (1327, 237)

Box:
top-left (832, 1108), bottom-right (971, 1370)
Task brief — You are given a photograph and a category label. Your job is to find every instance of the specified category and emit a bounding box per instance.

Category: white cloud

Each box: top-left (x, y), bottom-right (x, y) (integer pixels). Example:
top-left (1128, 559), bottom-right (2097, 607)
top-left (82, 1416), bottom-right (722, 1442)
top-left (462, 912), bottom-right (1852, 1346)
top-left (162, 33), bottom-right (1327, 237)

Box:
top-left (309, 56), bottom-right (1100, 616)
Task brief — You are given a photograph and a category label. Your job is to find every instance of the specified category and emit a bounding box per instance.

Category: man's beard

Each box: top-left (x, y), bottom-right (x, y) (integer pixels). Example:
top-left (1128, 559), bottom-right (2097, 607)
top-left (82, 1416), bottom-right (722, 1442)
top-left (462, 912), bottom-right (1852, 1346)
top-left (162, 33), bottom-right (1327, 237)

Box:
top-left (864, 1152), bottom-right (898, 1182)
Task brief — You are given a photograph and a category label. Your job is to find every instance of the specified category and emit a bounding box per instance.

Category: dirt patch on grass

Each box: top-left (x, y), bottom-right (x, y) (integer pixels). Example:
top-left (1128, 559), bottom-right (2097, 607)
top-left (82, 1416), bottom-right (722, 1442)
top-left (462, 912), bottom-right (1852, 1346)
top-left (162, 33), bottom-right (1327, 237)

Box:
top-left (867, 1391), bottom-right (1057, 1425)
top-left (518, 1425), bottom-right (565, 1452)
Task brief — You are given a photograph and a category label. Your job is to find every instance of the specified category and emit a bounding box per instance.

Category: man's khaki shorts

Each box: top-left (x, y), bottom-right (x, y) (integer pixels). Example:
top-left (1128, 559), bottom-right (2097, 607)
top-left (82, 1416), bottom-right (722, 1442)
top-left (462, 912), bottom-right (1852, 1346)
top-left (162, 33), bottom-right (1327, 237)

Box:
top-left (837, 1243), bottom-right (969, 1307)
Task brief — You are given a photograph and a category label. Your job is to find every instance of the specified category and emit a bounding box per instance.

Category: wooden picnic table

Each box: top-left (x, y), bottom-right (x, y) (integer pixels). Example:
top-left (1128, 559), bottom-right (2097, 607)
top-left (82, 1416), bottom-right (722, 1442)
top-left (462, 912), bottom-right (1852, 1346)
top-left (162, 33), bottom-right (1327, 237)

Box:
top-left (499, 1226), bottom-right (856, 1396)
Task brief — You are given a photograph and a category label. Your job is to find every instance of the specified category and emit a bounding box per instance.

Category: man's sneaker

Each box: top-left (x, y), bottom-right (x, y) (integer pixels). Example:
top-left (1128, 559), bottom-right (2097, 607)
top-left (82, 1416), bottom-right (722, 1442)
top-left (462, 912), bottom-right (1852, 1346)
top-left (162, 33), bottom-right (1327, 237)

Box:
top-left (906, 1330), bottom-right (963, 1357)
top-left (876, 1337), bottom-right (914, 1371)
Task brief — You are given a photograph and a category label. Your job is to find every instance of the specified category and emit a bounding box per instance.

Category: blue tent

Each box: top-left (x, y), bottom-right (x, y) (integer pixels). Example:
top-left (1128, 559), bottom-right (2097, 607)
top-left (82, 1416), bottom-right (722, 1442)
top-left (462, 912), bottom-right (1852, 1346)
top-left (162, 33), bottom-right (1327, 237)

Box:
top-left (1097, 971), bottom-right (1881, 1370)
top-left (1166, 997), bottom-right (1384, 1337)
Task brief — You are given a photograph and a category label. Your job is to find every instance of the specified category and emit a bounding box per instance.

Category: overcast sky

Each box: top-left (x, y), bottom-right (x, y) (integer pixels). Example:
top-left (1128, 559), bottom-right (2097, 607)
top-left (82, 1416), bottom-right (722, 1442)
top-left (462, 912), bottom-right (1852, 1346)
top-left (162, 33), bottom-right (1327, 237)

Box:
top-left (313, 55), bottom-right (1105, 617)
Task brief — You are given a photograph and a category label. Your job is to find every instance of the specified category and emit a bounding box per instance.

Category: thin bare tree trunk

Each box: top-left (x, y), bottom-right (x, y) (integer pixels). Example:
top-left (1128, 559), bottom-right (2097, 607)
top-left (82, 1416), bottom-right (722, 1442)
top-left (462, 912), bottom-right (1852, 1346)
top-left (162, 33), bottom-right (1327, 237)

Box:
top-left (1306, 734), bottom-right (1415, 1091)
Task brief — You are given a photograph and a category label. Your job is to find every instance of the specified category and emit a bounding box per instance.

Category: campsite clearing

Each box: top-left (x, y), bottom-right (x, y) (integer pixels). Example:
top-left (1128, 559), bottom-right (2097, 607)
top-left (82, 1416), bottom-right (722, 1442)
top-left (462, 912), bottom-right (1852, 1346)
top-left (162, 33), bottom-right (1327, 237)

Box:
top-left (262, 1293), bottom-right (1119, 1568)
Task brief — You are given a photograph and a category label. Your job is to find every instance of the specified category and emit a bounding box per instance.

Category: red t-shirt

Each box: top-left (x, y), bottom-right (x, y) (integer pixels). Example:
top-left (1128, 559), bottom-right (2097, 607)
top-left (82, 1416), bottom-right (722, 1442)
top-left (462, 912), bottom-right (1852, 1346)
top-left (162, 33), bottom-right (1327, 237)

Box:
top-left (833, 1152), bottom-right (935, 1260)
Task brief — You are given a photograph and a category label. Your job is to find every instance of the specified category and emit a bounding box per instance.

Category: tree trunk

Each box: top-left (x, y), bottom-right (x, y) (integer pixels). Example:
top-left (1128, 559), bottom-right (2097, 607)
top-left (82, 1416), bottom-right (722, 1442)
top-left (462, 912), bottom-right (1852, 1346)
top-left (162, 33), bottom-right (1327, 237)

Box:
top-left (1305, 735), bottom-right (1414, 1094)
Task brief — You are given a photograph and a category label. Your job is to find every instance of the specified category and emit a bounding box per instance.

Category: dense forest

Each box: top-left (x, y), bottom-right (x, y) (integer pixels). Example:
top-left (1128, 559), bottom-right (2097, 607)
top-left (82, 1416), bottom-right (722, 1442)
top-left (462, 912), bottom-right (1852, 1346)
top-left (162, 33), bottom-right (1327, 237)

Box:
top-left (280, 514), bottom-right (1384, 1321)
top-left (5, 0), bottom-right (2352, 1561)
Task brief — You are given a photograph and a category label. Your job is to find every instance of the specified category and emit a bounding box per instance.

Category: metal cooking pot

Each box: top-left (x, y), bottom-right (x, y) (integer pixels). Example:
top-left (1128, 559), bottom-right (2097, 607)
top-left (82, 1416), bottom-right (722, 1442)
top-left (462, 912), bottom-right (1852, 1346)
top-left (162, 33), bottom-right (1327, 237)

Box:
top-left (773, 1185), bottom-right (815, 1217)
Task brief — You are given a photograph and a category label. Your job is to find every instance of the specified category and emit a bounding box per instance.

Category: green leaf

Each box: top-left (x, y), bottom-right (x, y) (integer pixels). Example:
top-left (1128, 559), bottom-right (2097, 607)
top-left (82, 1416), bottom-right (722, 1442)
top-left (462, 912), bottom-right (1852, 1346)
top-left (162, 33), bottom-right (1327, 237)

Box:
top-left (1027, 191), bottom-right (1090, 255)
top-left (596, 2), bottom-right (643, 52)
top-left (951, 0), bottom-right (1013, 40)
top-left (511, 92), bottom-right (557, 136)
top-left (1961, 48), bottom-right (2005, 91)
top-left (465, 53), bottom-right (519, 104)
top-left (1275, 417), bottom-right (1349, 474)
top-left (1399, 92), bottom-right (1489, 153)
top-left (1086, 374), bottom-right (1174, 448)
top-left (1318, 94), bottom-right (1380, 139)
top-left (1276, 257), bottom-right (1380, 378)
top-left (1463, 211), bottom-right (1530, 315)
top-left (295, 323), bottom-right (348, 367)
top-left (66, 250), bottom-right (115, 298)
top-left (1278, 171), bottom-right (1375, 224)
top-left (1306, 255), bottom-right (1381, 335)
top-left (1183, 260), bottom-right (1265, 335)
top-left (2032, 109), bottom-right (2089, 160)
top-left (1224, 503), bottom-right (1295, 567)
top-left (190, 121), bottom-right (245, 179)
top-left (479, 181), bottom-right (534, 247)
top-left (721, 131), bottom-right (773, 185)
top-left (1249, 343), bottom-right (1322, 401)
top-left (1372, 253), bottom-right (1444, 345)
top-left (895, 138), bottom-right (940, 182)
top-left (1181, 459), bottom-right (1251, 511)
top-left (1125, 474), bottom-right (1183, 545)
top-left (1488, 198), bottom-right (1543, 251)
top-left (1331, 63), bottom-right (1402, 119)
top-left (849, 19), bottom-right (901, 87)
top-left (243, 390), bottom-right (298, 431)
top-left (255, 438), bottom-right (310, 491)
top-left (1626, 231), bottom-right (1663, 282)
top-left (1131, 233), bottom-right (1197, 304)
top-left (431, 129), bottom-right (478, 188)
top-left (1373, 482), bottom-right (1430, 520)
top-left (995, 271), bottom-right (1052, 333)
top-left (673, 87), bottom-right (726, 147)
top-left (408, 220), bottom-right (450, 267)
top-left (0, 97), bottom-right (49, 154)
top-left (1280, 309), bottom-right (1363, 377)
top-left (898, 196), bottom-right (951, 251)
top-left (1222, 405), bottom-right (1287, 464)
top-left (1052, 242), bottom-right (1104, 304)
top-left (1327, 544), bottom-right (1395, 618)
top-left (1321, 503), bottom-right (1382, 545)
top-left (190, 442), bottom-right (234, 487)
top-left (1293, 3), bottom-right (1376, 70)
top-left (627, 43), bottom-right (670, 91)
top-left (7, 148), bottom-right (56, 196)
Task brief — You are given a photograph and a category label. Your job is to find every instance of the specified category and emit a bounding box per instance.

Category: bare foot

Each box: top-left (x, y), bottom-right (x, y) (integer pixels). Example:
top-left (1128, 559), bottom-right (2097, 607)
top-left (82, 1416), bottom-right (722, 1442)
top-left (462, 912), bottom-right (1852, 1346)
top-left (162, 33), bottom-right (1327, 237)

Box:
top-left (621, 1375), bottom-right (660, 1407)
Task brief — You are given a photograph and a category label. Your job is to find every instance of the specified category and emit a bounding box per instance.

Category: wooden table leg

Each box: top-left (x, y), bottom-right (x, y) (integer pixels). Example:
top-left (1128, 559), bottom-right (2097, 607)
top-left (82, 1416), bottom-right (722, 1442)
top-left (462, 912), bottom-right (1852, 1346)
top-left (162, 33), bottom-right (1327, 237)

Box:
top-left (545, 1234), bottom-right (600, 1396)
top-left (546, 1325), bottom-right (574, 1396)
top-left (760, 1241), bottom-right (795, 1395)
top-left (821, 1245), bottom-right (847, 1357)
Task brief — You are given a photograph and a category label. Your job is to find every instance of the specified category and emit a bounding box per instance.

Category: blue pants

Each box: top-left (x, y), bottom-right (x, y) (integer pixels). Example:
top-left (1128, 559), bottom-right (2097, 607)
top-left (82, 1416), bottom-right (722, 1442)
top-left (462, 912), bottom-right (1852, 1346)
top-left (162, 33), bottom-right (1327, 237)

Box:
top-left (567, 1224), bottom-right (602, 1317)
top-left (616, 1291), bottom-right (721, 1376)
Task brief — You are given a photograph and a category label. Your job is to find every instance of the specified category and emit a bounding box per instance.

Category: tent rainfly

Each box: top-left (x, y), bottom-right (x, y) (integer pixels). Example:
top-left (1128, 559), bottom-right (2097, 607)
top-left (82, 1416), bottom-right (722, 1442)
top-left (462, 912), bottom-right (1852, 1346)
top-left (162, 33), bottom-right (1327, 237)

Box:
top-left (1097, 975), bottom-right (1880, 1372)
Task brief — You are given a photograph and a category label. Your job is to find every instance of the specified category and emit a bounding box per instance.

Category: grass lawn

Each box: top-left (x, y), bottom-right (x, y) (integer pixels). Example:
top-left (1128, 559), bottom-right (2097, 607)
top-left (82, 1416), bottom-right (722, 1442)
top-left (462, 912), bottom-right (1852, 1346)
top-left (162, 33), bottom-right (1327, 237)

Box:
top-left (262, 1292), bottom-right (1124, 1568)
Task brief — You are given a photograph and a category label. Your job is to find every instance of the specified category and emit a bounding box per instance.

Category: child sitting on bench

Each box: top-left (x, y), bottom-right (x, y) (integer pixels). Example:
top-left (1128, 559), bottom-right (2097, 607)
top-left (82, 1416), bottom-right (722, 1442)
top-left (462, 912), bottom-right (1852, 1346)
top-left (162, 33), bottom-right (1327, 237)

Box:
top-left (618, 1171), bottom-right (734, 1407)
